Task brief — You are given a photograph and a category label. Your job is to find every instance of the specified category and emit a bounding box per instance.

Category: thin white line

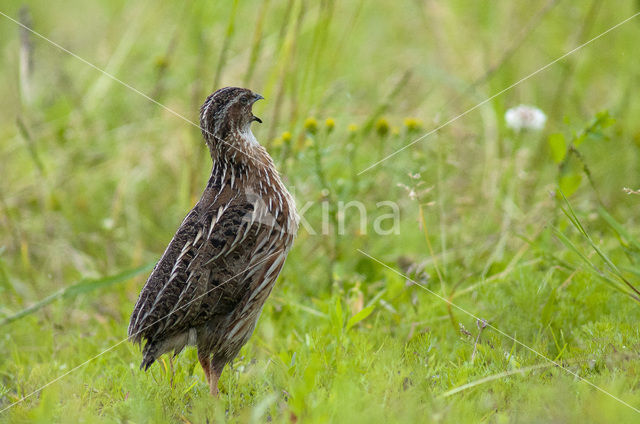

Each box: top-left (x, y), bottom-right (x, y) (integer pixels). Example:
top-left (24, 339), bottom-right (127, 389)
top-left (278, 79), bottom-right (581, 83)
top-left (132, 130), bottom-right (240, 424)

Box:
top-left (0, 10), bottom-right (262, 164)
top-left (0, 341), bottom-right (127, 414)
top-left (2, 4), bottom-right (635, 415)
top-left (357, 249), bottom-right (640, 414)
top-left (0, 252), bottom-right (275, 413)
top-left (358, 12), bottom-right (640, 175)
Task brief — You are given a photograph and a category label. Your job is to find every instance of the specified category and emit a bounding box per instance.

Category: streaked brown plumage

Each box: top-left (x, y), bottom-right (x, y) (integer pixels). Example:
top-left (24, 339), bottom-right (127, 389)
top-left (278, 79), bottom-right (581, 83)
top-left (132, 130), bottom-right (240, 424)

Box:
top-left (128, 87), bottom-right (299, 396)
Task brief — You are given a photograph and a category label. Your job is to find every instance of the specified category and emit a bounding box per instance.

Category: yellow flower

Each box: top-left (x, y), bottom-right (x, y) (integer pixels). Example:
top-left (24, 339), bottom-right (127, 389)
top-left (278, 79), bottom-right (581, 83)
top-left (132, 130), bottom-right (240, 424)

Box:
top-left (392, 126), bottom-right (400, 137)
top-left (348, 123), bottom-right (359, 133)
top-left (304, 117), bottom-right (318, 134)
top-left (325, 118), bottom-right (335, 133)
top-left (375, 118), bottom-right (390, 137)
top-left (404, 117), bottom-right (422, 132)
top-left (281, 131), bottom-right (292, 143)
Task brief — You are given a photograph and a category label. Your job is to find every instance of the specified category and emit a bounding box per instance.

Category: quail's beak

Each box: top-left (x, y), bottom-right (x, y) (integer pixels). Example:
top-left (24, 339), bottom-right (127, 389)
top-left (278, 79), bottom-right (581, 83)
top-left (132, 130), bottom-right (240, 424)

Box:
top-left (252, 93), bottom-right (264, 123)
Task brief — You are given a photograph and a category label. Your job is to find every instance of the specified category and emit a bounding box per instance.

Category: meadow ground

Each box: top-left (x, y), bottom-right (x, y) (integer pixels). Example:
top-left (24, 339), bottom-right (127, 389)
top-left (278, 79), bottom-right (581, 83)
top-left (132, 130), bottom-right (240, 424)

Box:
top-left (1, 1), bottom-right (640, 422)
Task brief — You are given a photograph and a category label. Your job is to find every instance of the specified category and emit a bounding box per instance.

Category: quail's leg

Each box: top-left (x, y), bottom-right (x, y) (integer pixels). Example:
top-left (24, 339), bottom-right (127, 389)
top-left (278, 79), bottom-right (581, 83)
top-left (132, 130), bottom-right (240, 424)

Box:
top-left (208, 360), bottom-right (224, 397)
top-left (198, 350), bottom-right (211, 387)
top-left (169, 355), bottom-right (175, 387)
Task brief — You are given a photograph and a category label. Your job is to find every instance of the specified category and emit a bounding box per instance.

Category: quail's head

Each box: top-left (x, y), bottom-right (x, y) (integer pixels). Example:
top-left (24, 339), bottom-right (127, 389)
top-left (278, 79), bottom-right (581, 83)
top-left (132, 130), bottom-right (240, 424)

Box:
top-left (199, 87), bottom-right (264, 146)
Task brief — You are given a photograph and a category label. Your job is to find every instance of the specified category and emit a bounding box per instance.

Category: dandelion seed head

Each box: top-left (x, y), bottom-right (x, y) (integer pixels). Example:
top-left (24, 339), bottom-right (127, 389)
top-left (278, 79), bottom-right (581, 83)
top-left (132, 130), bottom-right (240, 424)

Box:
top-left (102, 218), bottom-right (115, 230)
top-left (505, 105), bottom-right (547, 132)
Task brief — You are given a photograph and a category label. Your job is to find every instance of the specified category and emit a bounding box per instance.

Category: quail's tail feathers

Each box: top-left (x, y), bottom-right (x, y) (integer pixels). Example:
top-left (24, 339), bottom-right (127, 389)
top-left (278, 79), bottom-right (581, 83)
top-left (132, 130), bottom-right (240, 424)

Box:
top-left (140, 340), bottom-right (159, 371)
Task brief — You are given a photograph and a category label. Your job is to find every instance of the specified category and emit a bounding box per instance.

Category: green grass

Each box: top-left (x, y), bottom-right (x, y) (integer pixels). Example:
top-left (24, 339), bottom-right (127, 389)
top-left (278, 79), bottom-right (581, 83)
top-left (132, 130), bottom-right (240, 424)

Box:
top-left (1, 0), bottom-right (640, 422)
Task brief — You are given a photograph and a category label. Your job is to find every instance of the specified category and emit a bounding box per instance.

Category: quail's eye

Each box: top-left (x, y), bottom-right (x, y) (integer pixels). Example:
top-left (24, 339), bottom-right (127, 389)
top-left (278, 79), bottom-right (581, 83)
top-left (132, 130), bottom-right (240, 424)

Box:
top-left (241, 97), bottom-right (250, 105)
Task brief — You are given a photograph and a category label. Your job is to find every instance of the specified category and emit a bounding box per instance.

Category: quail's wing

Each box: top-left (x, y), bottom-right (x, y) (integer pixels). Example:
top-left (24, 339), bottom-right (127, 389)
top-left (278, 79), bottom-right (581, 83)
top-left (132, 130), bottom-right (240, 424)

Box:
top-left (128, 198), bottom-right (268, 341)
top-left (127, 206), bottom-right (204, 342)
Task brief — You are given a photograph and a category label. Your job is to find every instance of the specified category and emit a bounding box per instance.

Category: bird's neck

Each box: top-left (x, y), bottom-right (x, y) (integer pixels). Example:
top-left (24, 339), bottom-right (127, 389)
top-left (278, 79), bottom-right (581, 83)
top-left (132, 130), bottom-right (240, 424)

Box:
top-left (206, 137), bottom-right (282, 197)
top-left (201, 136), bottom-right (299, 234)
top-left (207, 127), bottom-right (263, 165)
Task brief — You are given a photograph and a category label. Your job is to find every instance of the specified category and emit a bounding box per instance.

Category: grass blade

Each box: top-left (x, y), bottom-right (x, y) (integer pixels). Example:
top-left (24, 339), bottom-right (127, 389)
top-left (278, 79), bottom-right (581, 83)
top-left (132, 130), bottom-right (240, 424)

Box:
top-left (556, 193), bottom-right (640, 302)
top-left (346, 305), bottom-right (375, 331)
top-left (0, 262), bottom-right (154, 326)
top-left (441, 363), bottom-right (554, 397)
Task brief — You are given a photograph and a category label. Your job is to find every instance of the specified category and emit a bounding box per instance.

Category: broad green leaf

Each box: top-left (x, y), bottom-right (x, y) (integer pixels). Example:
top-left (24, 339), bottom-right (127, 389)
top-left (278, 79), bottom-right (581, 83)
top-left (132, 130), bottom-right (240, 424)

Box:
top-left (575, 110), bottom-right (614, 146)
top-left (548, 133), bottom-right (567, 163)
top-left (558, 174), bottom-right (582, 197)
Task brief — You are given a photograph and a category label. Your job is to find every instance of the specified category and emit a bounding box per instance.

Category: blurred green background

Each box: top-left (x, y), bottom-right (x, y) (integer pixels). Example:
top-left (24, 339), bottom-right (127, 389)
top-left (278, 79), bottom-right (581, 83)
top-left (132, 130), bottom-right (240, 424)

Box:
top-left (1, 1), bottom-right (640, 422)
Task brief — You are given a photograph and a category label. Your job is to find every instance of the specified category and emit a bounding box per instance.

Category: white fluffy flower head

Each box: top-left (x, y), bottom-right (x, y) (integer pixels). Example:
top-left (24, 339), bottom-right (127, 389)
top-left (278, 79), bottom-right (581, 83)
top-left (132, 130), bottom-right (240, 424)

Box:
top-left (505, 105), bottom-right (547, 132)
